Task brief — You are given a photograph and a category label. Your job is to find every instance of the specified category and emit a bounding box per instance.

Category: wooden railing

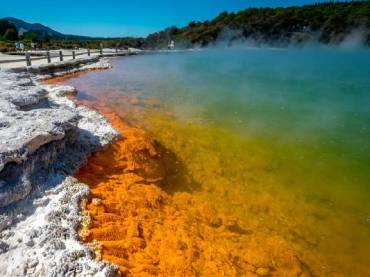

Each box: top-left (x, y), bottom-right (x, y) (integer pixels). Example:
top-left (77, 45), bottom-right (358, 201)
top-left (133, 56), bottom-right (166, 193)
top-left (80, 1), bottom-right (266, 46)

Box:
top-left (0, 47), bottom-right (134, 67)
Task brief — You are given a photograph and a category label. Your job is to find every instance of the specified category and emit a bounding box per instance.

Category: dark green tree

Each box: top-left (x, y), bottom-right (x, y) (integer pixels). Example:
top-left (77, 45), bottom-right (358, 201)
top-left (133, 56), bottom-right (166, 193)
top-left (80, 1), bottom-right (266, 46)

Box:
top-left (3, 29), bottom-right (18, 41)
top-left (20, 31), bottom-right (39, 42)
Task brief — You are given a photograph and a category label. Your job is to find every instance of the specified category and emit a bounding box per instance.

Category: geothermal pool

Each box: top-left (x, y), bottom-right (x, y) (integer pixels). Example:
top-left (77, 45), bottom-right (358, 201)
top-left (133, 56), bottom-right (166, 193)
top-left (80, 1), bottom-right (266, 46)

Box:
top-left (61, 48), bottom-right (369, 275)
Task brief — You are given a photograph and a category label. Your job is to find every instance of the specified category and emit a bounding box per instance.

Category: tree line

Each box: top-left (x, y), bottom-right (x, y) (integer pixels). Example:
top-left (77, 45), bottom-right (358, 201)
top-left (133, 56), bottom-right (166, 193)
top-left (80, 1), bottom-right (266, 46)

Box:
top-left (1, 1), bottom-right (369, 52)
top-left (144, 1), bottom-right (370, 48)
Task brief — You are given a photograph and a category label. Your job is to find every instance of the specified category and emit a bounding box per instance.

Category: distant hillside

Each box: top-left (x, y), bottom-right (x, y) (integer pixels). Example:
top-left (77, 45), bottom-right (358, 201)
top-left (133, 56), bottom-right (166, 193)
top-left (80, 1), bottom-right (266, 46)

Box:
top-left (3, 17), bottom-right (91, 40)
top-left (4, 17), bottom-right (64, 38)
top-left (0, 17), bottom-right (144, 52)
top-left (144, 1), bottom-right (370, 48)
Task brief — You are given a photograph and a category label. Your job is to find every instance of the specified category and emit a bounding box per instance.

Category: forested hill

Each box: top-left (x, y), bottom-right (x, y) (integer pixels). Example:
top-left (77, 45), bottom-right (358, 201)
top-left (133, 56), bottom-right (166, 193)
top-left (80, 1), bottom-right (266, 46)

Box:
top-left (1, 1), bottom-right (369, 51)
top-left (4, 17), bottom-right (92, 40)
top-left (143, 1), bottom-right (370, 48)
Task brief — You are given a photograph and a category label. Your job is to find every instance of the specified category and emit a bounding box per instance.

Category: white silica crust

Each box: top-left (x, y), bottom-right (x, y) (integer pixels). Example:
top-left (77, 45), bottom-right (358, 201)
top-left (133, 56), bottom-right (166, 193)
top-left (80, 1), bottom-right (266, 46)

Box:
top-left (0, 177), bottom-right (117, 276)
top-left (0, 58), bottom-right (119, 276)
top-left (35, 58), bottom-right (112, 80)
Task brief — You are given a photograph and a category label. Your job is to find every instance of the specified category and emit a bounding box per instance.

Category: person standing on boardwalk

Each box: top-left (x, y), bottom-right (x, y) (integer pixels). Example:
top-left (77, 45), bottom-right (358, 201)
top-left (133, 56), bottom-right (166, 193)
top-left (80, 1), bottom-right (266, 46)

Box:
top-left (15, 42), bottom-right (20, 52)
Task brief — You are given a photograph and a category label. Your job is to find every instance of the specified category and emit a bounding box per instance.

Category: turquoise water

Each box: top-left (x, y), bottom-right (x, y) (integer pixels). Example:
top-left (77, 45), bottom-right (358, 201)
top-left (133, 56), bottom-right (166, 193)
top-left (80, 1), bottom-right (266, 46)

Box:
top-left (66, 47), bottom-right (370, 276)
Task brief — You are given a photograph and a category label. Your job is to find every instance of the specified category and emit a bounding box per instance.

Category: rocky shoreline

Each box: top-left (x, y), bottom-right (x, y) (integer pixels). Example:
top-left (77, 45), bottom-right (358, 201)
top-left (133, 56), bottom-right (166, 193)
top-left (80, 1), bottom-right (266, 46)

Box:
top-left (0, 58), bottom-right (120, 276)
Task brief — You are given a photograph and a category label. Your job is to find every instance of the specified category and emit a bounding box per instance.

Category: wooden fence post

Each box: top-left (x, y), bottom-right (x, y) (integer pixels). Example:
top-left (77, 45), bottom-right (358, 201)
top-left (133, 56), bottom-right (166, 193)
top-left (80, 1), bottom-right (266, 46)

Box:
top-left (72, 50), bottom-right (76, 60)
top-left (87, 48), bottom-right (90, 56)
top-left (25, 53), bottom-right (31, 66)
top-left (100, 46), bottom-right (103, 55)
top-left (46, 51), bottom-right (51, 63)
top-left (59, 50), bottom-right (63, 61)
top-left (115, 48), bottom-right (118, 54)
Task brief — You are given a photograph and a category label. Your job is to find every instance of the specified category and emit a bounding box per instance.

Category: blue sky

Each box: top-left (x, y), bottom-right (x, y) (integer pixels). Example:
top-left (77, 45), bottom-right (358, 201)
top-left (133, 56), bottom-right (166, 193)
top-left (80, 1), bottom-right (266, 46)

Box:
top-left (1, 0), bottom-right (336, 37)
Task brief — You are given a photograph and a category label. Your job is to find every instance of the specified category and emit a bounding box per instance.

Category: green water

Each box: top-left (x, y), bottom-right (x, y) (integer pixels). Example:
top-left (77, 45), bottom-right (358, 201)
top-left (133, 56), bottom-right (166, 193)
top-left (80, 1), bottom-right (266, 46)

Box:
top-left (67, 47), bottom-right (370, 276)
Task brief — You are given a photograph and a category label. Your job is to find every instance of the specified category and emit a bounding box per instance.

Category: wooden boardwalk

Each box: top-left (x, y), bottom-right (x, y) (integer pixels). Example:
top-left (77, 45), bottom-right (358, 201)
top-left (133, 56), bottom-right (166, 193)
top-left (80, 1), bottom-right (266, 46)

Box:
top-left (0, 48), bottom-right (140, 70)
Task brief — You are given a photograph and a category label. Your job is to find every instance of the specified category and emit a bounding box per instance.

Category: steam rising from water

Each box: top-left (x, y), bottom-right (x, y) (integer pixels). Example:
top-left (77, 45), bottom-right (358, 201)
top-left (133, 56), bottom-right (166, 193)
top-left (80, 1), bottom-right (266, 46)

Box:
top-left (212, 25), bottom-right (369, 49)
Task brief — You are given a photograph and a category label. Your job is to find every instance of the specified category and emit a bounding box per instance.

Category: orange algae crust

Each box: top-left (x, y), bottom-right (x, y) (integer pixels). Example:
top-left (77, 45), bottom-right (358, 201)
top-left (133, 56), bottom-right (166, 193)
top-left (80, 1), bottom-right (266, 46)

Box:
top-left (75, 105), bottom-right (312, 276)
top-left (41, 67), bottom-right (104, 84)
top-left (41, 73), bottom-right (81, 84)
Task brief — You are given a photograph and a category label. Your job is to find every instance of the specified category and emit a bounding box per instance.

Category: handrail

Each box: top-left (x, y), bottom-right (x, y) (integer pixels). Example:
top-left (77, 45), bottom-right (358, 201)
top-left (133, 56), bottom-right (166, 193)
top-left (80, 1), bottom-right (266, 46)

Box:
top-left (0, 48), bottom-right (134, 67)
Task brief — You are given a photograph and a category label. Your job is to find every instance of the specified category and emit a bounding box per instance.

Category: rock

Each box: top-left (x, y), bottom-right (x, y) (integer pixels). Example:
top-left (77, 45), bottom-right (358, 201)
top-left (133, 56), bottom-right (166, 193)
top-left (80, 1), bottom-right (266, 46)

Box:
top-left (25, 238), bottom-right (34, 247)
top-left (68, 249), bottom-right (86, 261)
top-left (76, 105), bottom-right (119, 147)
top-left (81, 58), bottom-right (112, 70)
top-left (26, 258), bottom-right (38, 268)
top-left (0, 102), bottom-right (78, 172)
top-left (42, 84), bottom-right (76, 97)
top-left (28, 229), bottom-right (41, 239)
top-left (0, 241), bottom-right (9, 254)
top-left (0, 62), bottom-right (119, 276)
top-left (0, 69), bottom-right (117, 209)
top-left (92, 198), bottom-right (102, 206)
top-left (23, 233), bottom-right (36, 247)
top-left (0, 177), bottom-right (32, 209)
top-left (46, 239), bottom-right (66, 251)
top-left (0, 72), bottom-right (48, 108)
top-left (0, 215), bottom-right (11, 232)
